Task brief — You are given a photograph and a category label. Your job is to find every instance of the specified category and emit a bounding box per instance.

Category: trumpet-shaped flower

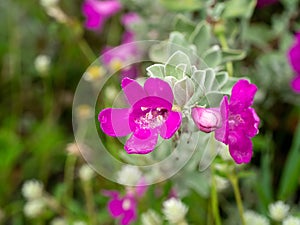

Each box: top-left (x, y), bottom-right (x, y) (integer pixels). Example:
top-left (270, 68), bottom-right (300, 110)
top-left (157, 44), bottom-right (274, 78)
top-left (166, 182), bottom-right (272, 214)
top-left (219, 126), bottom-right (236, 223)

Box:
top-left (215, 79), bottom-right (260, 164)
top-left (82, 0), bottom-right (121, 31)
top-left (98, 77), bottom-right (182, 154)
top-left (288, 33), bottom-right (300, 93)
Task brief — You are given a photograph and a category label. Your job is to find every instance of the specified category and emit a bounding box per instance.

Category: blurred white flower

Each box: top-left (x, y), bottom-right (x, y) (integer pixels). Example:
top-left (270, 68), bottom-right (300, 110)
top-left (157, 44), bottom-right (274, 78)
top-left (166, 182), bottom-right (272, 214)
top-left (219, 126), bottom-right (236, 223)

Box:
top-left (75, 104), bottom-right (93, 120)
top-left (50, 217), bottom-right (67, 225)
top-left (215, 175), bottom-right (229, 192)
top-left (117, 165), bottom-right (142, 185)
top-left (34, 54), bottom-right (51, 75)
top-left (23, 199), bottom-right (45, 218)
top-left (141, 209), bottom-right (162, 225)
top-left (104, 85), bottom-right (119, 102)
top-left (283, 216), bottom-right (300, 225)
top-left (162, 198), bottom-right (188, 224)
top-left (269, 201), bottom-right (290, 221)
top-left (66, 142), bottom-right (80, 156)
top-left (244, 210), bottom-right (269, 225)
top-left (40, 0), bottom-right (59, 8)
top-left (22, 180), bottom-right (44, 200)
top-left (84, 65), bottom-right (106, 81)
top-left (79, 164), bottom-right (95, 181)
top-left (73, 221), bottom-right (87, 225)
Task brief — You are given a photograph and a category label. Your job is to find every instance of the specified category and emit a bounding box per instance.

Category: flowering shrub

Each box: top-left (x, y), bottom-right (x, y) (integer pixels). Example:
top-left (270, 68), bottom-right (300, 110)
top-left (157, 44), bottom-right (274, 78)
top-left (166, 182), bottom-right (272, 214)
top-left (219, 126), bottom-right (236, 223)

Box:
top-left (0, 0), bottom-right (300, 225)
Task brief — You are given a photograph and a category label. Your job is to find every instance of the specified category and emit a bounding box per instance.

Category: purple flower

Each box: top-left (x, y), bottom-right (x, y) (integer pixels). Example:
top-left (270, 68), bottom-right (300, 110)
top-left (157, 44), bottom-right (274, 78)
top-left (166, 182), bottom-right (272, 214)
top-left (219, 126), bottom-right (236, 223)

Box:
top-left (98, 77), bottom-right (182, 154)
top-left (192, 107), bottom-right (222, 133)
top-left (104, 191), bottom-right (137, 225)
top-left (288, 33), bottom-right (300, 93)
top-left (256, 0), bottom-right (278, 8)
top-left (82, 0), bottom-right (121, 31)
top-left (215, 79), bottom-right (260, 164)
top-left (121, 12), bottom-right (141, 30)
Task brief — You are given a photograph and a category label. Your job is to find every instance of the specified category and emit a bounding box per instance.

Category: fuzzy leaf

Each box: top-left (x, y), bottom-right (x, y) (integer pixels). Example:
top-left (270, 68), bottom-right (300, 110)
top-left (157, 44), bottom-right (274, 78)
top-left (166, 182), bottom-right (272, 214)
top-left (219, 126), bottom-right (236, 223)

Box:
top-left (146, 64), bottom-right (165, 78)
top-left (189, 22), bottom-right (211, 54)
top-left (174, 77), bottom-right (195, 107)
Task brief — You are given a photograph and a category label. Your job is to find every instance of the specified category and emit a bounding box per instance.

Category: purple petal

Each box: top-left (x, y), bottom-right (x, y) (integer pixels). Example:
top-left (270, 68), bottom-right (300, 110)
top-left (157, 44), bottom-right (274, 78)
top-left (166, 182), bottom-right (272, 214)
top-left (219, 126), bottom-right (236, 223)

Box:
top-left (82, 2), bottom-right (104, 30)
top-left (92, 0), bottom-right (122, 16)
top-left (239, 108), bottom-right (260, 137)
top-left (135, 177), bottom-right (148, 197)
top-left (291, 75), bottom-right (300, 93)
top-left (228, 132), bottom-right (253, 164)
top-left (121, 65), bottom-right (138, 80)
top-left (215, 96), bottom-right (229, 145)
top-left (108, 197), bottom-right (123, 217)
top-left (122, 78), bottom-right (147, 105)
top-left (121, 209), bottom-right (136, 225)
top-left (121, 12), bottom-right (140, 27)
top-left (98, 108), bottom-right (132, 137)
top-left (160, 111), bottom-right (182, 139)
top-left (124, 130), bottom-right (159, 154)
top-left (288, 37), bottom-right (300, 74)
top-left (191, 107), bottom-right (221, 133)
top-left (144, 78), bottom-right (174, 104)
top-left (229, 79), bottom-right (258, 112)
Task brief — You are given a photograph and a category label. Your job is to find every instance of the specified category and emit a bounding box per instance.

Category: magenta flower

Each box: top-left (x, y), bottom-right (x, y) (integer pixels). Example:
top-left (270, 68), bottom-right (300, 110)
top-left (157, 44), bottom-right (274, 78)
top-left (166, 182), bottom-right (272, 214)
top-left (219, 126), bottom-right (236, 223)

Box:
top-left (121, 12), bottom-right (141, 30)
top-left (104, 191), bottom-right (137, 225)
top-left (215, 79), bottom-right (260, 164)
top-left (256, 0), bottom-right (278, 8)
top-left (98, 77), bottom-right (182, 154)
top-left (288, 33), bottom-right (300, 93)
top-left (82, 0), bottom-right (121, 31)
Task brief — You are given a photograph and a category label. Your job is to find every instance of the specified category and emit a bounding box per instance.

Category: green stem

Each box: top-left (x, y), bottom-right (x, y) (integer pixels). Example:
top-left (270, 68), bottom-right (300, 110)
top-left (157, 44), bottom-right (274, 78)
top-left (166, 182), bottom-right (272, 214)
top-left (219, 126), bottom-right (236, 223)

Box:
top-left (228, 173), bottom-right (246, 225)
top-left (63, 153), bottom-right (77, 205)
top-left (78, 39), bottom-right (96, 63)
top-left (82, 180), bottom-right (96, 225)
top-left (217, 33), bottom-right (233, 77)
top-left (211, 167), bottom-right (222, 225)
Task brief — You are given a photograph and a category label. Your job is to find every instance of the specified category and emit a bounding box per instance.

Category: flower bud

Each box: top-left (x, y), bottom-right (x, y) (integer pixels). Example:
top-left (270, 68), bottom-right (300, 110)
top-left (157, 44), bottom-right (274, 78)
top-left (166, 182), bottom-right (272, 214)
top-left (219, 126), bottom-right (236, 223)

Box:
top-left (191, 107), bottom-right (221, 133)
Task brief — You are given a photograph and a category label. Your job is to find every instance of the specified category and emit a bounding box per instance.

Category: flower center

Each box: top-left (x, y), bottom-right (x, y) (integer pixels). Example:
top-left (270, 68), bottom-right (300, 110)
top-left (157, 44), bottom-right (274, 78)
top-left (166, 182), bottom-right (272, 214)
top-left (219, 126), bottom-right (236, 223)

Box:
top-left (122, 199), bottom-right (131, 211)
top-left (134, 107), bottom-right (169, 129)
top-left (228, 113), bottom-right (244, 129)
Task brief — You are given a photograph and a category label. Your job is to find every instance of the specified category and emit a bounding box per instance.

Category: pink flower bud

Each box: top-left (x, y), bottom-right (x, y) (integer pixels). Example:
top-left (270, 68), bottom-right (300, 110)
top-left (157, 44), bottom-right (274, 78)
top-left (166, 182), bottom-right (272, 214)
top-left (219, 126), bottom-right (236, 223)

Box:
top-left (192, 107), bottom-right (221, 133)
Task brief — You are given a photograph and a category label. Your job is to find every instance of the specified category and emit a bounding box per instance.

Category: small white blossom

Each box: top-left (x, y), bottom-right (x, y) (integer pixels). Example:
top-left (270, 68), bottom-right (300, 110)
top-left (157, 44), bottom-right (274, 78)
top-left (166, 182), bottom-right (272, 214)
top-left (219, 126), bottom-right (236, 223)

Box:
top-left (34, 55), bottom-right (51, 75)
top-left (22, 180), bottom-right (44, 200)
top-left (162, 198), bottom-right (188, 224)
top-left (23, 199), bottom-right (45, 218)
top-left (40, 0), bottom-right (59, 8)
top-left (244, 210), bottom-right (270, 225)
top-left (79, 164), bottom-right (95, 181)
top-left (104, 85), bottom-right (119, 102)
top-left (50, 217), bottom-right (67, 225)
top-left (117, 165), bottom-right (142, 185)
top-left (215, 175), bottom-right (229, 192)
top-left (141, 209), bottom-right (163, 225)
top-left (283, 216), bottom-right (300, 225)
top-left (73, 221), bottom-right (87, 225)
top-left (268, 201), bottom-right (290, 221)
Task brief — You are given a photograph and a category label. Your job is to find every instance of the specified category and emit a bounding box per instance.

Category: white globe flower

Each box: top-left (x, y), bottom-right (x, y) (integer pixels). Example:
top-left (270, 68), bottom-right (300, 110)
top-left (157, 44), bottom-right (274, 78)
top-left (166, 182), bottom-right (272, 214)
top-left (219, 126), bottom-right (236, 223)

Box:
top-left (23, 199), bottom-right (45, 218)
top-left (244, 210), bottom-right (270, 225)
top-left (40, 0), bottom-right (59, 8)
top-left (268, 201), bottom-right (290, 221)
top-left (22, 180), bottom-right (44, 200)
top-left (141, 209), bottom-right (162, 225)
top-left (283, 216), bottom-right (300, 225)
top-left (34, 55), bottom-right (51, 75)
top-left (117, 165), bottom-right (142, 186)
top-left (79, 164), bottom-right (95, 181)
top-left (162, 198), bottom-right (188, 224)
top-left (214, 175), bottom-right (229, 192)
top-left (50, 217), bottom-right (67, 225)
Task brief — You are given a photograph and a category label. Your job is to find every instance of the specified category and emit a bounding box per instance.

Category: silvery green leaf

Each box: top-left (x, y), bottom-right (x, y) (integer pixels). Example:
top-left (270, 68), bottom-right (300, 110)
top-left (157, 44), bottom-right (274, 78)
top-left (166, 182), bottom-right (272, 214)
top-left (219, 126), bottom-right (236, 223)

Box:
top-left (146, 64), bottom-right (165, 78)
top-left (165, 51), bottom-right (192, 78)
top-left (169, 32), bottom-right (197, 56)
top-left (184, 171), bottom-right (210, 197)
top-left (174, 77), bottom-right (195, 107)
top-left (159, 0), bottom-right (205, 11)
top-left (203, 45), bottom-right (222, 67)
top-left (149, 41), bottom-right (169, 63)
top-left (164, 76), bottom-right (178, 88)
top-left (215, 71), bottom-right (228, 89)
top-left (189, 22), bottom-right (211, 55)
top-left (173, 14), bottom-right (195, 36)
top-left (243, 23), bottom-right (273, 48)
top-left (219, 77), bottom-right (240, 95)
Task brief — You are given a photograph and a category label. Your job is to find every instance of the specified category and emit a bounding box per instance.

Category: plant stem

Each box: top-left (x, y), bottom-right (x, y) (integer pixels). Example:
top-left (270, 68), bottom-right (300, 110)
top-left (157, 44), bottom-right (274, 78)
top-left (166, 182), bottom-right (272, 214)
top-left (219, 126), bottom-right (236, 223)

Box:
top-left (211, 167), bottom-right (222, 225)
top-left (217, 33), bottom-right (233, 77)
top-left (228, 172), bottom-right (246, 225)
top-left (82, 180), bottom-right (97, 225)
top-left (63, 153), bottom-right (77, 205)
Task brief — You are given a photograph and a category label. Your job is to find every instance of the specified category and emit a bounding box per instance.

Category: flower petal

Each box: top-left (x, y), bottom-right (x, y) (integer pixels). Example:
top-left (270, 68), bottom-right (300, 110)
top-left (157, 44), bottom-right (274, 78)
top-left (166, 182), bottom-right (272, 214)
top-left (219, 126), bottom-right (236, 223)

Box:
top-left (121, 209), bottom-right (136, 225)
top-left (108, 197), bottom-right (123, 217)
top-left (125, 130), bottom-right (158, 154)
top-left (239, 108), bottom-right (260, 137)
top-left (160, 111), bottom-right (182, 139)
top-left (121, 78), bottom-right (147, 105)
top-left (98, 108), bottom-right (131, 137)
top-left (288, 41), bottom-right (300, 74)
top-left (215, 96), bottom-right (229, 144)
top-left (82, 1), bottom-right (104, 30)
top-left (144, 78), bottom-right (174, 104)
top-left (228, 132), bottom-right (253, 164)
top-left (291, 75), bottom-right (300, 93)
top-left (230, 79), bottom-right (258, 112)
